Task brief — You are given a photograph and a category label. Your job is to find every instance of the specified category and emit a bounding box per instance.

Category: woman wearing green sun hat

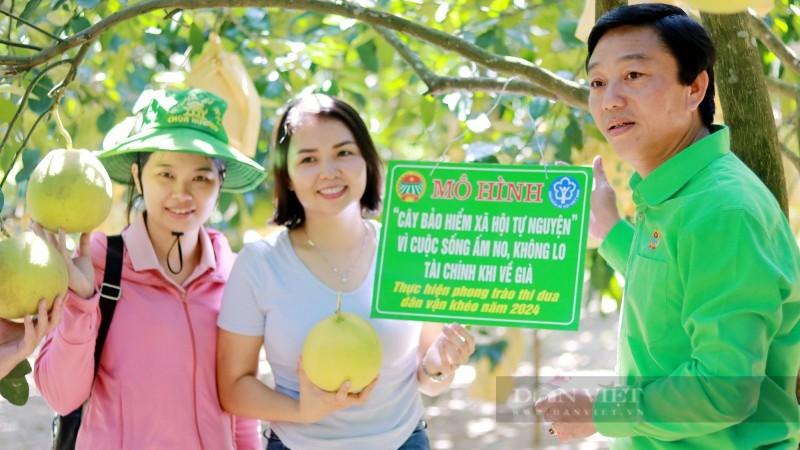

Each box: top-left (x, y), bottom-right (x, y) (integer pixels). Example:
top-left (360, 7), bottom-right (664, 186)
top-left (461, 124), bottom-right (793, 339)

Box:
top-left (34, 88), bottom-right (265, 450)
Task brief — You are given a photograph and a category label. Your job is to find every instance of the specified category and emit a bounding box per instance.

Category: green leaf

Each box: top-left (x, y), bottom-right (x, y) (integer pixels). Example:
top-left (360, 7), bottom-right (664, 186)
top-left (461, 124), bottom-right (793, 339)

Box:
top-left (16, 149), bottom-right (41, 183)
top-left (0, 145), bottom-right (16, 175)
top-left (555, 139), bottom-right (571, 164)
top-left (189, 22), bottom-right (205, 57)
top-left (475, 154), bottom-right (499, 164)
top-left (28, 77), bottom-right (54, 115)
top-left (0, 361), bottom-right (31, 406)
top-left (228, 207), bottom-right (241, 228)
top-left (99, 32), bottom-right (127, 52)
top-left (470, 339), bottom-right (508, 371)
top-left (6, 359), bottom-right (31, 379)
top-left (20, 0), bottom-right (44, 22)
top-left (356, 40), bottom-right (379, 73)
top-left (557, 17), bottom-right (583, 49)
top-left (96, 108), bottom-right (116, 133)
top-left (493, 33), bottom-right (511, 56)
top-left (475, 29), bottom-right (496, 50)
top-left (0, 377), bottom-right (30, 406)
top-left (264, 80), bottom-right (285, 99)
top-left (69, 16), bottom-right (92, 34)
top-left (244, 8), bottom-right (271, 32)
top-left (0, 190), bottom-right (4, 212)
top-left (351, 92), bottom-right (366, 109)
top-left (218, 192), bottom-right (234, 214)
top-left (589, 249), bottom-right (614, 291)
top-left (155, 49), bottom-right (171, 68)
top-left (528, 97), bottom-right (549, 121)
top-left (420, 97), bottom-right (435, 128)
top-left (556, 115), bottom-right (582, 163)
top-left (77, 0), bottom-right (102, 8)
top-left (321, 80), bottom-right (340, 96)
top-left (564, 115), bottom-right (583, 150)
top-left (0, 98), bottom-right (17, 123)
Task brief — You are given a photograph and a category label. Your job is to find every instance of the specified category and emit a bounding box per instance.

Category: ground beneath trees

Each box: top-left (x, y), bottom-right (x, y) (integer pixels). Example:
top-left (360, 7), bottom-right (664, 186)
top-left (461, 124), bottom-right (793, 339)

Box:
top-left (0, 303), bottom-right (619, 450)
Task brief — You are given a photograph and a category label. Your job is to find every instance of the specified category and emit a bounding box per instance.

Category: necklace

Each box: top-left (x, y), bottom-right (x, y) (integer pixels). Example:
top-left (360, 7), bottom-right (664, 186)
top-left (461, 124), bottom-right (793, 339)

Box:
top-left (305, 221), bottom-right (371, 285)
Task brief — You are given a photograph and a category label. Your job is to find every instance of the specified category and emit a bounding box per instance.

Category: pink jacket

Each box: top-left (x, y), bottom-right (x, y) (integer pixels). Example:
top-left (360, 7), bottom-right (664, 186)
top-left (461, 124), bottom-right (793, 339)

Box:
top-left (35, 216), bottom-right (260, 450)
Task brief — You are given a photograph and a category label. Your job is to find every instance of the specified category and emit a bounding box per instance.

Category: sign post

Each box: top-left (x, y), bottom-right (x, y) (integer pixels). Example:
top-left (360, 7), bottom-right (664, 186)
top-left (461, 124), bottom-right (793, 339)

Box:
top-left (372, 161), bottom-right (593, 330)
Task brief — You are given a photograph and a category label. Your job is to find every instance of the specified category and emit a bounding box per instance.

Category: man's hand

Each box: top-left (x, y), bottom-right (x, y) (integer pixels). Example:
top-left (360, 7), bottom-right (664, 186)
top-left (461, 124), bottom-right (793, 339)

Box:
top-left (535, 388), bottom-right (598, 442)
top-left (0, 295), bottom-right (65, 378)
top-left (589, 156), bottom-right (622, 241)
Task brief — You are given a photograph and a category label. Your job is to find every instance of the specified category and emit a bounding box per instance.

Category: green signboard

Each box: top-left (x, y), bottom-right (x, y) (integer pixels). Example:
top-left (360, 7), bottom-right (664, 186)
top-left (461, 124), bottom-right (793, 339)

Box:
top-left (372, 161), bottom-right (593, 330)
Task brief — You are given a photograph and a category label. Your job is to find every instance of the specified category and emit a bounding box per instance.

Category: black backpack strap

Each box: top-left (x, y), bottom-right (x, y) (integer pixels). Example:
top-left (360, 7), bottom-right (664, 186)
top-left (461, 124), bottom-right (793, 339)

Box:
top-left (93, 235), bottom-right (123, 375)
top-left (52, 236), bottom-right (124, 450)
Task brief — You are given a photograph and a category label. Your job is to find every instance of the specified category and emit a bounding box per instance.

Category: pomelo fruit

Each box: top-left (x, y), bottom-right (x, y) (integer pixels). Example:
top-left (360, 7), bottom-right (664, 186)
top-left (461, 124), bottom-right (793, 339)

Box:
top-left (0, 233), bottom-right (68, 319)
top-left (302, 310), bottom-right (383, 393)
top-left (26, 148), bottom-right (112, 233)
top-left (681, 0), bottom-right (772, 14)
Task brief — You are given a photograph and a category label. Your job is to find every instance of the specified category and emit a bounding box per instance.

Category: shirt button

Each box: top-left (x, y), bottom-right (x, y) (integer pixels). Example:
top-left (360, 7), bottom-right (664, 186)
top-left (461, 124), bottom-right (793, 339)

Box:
top-left (637, 213), bottom-right (644, 221)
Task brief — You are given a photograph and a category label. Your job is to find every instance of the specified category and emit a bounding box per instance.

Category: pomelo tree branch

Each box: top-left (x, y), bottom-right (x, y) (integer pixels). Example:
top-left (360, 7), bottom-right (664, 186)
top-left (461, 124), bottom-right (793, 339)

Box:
top-left (747, 10), bottom-right (800, 76)
top-left (780, 142), bottom-right (800, 174)
top-left (0, 41), bottom-right (94, 189)
top-left (0, 0), bottom-right (589, 109)
top-left (0, 38), bottom-right (42, 51)
top-left (373, 25), bottom-right (555, 102)
top-left (0, 8), bottom-right (64, 42)
top-left (0, 0), bottom-right (794, 215)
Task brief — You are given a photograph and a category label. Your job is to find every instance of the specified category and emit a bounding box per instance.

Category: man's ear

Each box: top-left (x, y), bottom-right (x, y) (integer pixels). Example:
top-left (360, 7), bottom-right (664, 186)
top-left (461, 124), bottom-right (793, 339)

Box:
top-left (131, 163), bottom-right (143, 195)
top-left (687, 70), bottom-right (710, 112)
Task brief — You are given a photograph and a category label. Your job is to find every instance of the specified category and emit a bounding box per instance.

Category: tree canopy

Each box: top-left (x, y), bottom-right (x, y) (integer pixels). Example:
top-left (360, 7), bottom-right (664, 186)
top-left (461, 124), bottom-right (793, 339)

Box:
top-left (1, 0), bottom-right (799, 247)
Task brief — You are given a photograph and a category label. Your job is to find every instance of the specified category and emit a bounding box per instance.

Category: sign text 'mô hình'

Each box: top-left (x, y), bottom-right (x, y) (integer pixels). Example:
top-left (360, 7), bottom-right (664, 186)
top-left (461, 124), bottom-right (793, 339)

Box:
top-left (372, 161), bottom-right (593, 330)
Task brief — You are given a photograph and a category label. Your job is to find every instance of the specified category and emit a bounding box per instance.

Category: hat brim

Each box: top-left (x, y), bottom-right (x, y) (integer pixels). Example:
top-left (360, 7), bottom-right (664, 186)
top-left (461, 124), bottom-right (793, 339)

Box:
top-left (95, 127), bottom-right (265, 193)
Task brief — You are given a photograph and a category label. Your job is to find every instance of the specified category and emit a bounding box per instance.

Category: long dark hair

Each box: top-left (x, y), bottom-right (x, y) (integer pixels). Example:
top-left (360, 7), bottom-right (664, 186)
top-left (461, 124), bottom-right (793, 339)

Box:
top-left (270, 94), bottom-right (383, 229)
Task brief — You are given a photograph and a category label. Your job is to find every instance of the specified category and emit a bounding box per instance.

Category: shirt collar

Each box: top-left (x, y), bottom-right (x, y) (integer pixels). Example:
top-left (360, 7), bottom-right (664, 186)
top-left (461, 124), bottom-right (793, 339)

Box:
top-left (629, 124), bottom-right (729, 207)
top-left (121, 214), bottom-right (217, 275)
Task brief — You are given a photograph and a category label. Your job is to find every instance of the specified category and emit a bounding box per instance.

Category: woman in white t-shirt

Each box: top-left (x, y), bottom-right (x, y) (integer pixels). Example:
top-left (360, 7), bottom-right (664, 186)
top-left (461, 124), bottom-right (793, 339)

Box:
top-left (217, 94), bottom-right (475, 450)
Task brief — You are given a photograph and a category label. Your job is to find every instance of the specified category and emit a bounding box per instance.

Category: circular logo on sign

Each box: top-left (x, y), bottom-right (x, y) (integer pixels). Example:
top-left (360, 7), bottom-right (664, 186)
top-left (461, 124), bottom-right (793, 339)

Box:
top-left (396, 171), bottom-right (425, 202)
top-left (547, 176), bottom-right (580, 209)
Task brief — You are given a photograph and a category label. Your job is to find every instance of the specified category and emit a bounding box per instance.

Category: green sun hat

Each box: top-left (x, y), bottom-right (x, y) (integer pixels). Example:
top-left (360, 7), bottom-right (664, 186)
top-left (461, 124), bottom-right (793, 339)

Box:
top-left (96, 88), bottom-right (266, 192)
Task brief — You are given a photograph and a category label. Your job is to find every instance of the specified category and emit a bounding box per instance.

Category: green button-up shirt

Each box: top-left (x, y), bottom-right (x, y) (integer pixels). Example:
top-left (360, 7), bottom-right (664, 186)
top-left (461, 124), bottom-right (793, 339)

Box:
top-left (595, 125), bottom-right (800, 449)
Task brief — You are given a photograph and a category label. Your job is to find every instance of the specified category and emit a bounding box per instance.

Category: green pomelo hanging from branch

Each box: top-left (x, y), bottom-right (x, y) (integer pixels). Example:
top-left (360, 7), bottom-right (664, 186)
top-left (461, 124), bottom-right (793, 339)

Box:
top-left (26, 148), bottom-right (113, 234)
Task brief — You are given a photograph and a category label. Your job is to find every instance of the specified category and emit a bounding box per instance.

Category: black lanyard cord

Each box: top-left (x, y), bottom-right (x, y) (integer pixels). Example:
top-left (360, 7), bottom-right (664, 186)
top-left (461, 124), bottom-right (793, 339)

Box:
top-left (167, 231), bottom-right (184, 274)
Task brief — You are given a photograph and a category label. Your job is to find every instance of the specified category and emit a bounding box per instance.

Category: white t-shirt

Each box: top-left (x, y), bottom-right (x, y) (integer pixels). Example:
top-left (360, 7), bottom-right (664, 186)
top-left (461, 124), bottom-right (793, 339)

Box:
top-left (218, 222), bottom-right (424, 450)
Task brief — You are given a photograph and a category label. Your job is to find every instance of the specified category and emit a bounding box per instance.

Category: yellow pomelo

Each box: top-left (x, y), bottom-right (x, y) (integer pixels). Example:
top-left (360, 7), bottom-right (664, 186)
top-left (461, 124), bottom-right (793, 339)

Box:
top-left (0, 233), bottom-right (68, 319)
top-left (681, 0), bottom-right (773, 14)
top-left (26, 149), bottom-right (112, 233)
top-left (576, 0), bottom-right (774, 43)
top-left (302, 311), bottom-right (383, 393)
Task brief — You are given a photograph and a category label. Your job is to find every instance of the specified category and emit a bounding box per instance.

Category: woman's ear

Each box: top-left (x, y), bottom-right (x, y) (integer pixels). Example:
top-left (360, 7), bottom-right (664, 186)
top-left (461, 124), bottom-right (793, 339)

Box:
top-left (131, 163), bottom-right (143, 195)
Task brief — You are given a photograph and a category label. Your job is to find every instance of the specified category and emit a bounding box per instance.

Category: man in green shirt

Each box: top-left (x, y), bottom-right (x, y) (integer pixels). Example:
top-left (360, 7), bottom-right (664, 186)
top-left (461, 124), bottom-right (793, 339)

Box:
top-left (535, 4), bottom-right (800, 449)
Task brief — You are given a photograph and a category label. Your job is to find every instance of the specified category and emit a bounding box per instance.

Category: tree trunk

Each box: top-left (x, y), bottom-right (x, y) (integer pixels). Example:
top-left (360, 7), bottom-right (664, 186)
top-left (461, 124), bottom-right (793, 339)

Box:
top-left (702, 12), bottom-right (789, 215)
top-left (596, 0), bottom-right (626, 20)
top-left (703, 11), bottom-right (798, 409)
